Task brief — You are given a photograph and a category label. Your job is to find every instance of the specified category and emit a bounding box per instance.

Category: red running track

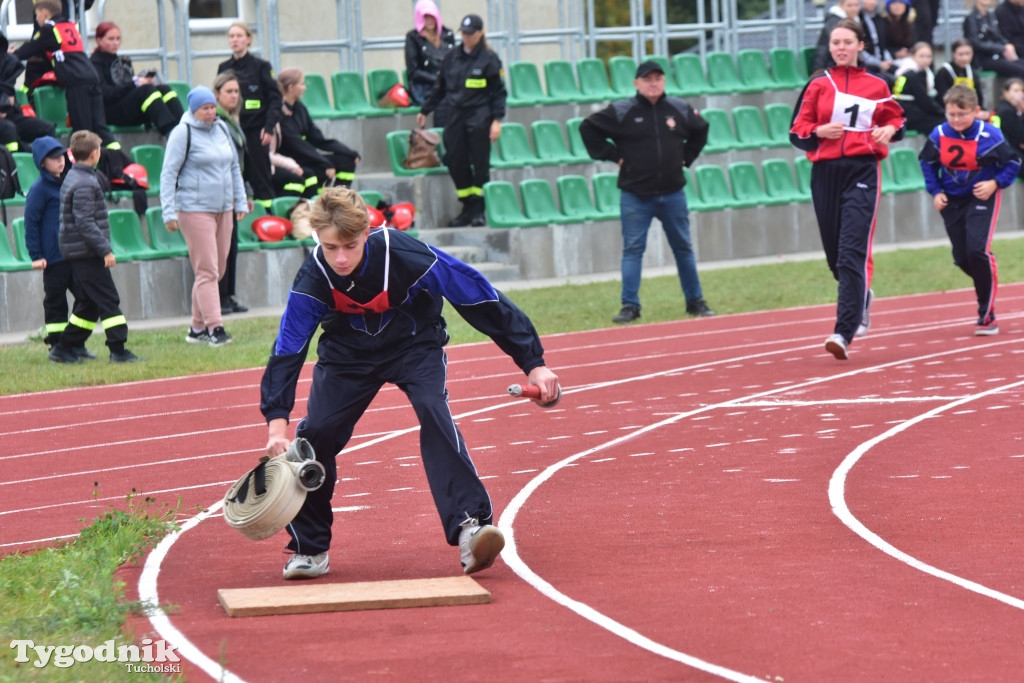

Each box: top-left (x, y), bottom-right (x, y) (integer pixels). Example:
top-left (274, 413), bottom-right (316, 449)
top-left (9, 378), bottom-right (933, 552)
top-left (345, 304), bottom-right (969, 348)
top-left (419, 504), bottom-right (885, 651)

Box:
top-left (2, 285), bottom-right (1023, 682)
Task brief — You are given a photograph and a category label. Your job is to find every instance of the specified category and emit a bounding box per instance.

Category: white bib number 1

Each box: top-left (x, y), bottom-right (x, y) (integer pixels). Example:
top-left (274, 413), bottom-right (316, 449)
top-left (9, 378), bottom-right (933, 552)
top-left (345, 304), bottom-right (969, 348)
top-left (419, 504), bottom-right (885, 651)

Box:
top-left (831, 90), bottom-right (877, 131)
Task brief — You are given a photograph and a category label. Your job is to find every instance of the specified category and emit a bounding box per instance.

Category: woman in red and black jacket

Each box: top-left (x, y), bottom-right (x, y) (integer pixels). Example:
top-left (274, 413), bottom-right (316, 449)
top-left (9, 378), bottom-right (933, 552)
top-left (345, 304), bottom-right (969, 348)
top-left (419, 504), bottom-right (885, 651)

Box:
top-left (790, 18), bottom-right (906, 361)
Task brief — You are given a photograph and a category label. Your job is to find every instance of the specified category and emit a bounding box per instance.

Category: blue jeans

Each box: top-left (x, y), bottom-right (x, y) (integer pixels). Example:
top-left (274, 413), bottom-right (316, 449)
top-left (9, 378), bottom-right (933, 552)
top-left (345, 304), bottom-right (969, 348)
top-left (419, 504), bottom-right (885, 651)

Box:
top-left (619, 189), bottom-right (702, 309)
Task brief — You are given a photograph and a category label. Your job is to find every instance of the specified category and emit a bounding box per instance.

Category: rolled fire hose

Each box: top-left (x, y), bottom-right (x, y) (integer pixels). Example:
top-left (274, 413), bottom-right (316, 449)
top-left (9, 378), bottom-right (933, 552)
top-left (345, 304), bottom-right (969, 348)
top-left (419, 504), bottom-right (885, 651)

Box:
top-left (223, 437), bottom-right (326, 541)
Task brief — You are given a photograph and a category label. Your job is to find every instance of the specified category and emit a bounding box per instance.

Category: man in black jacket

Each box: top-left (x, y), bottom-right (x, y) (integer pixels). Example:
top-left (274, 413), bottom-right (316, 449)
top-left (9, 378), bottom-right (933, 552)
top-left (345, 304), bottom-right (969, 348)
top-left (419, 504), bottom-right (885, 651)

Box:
top-left (996, 0), bottom-right (1024, 61)
top-left (579, 60), bottom-right (714, 324)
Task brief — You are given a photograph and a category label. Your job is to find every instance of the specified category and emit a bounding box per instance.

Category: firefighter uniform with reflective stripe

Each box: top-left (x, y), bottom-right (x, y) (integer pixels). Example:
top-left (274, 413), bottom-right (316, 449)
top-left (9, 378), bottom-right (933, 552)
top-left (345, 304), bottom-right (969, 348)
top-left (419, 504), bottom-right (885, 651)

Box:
top-left (278, 98), bottom-right (359, 191)
top-left (217, 52), bottom-right (281, 208)
top-left (90, 50), bottom-right (184, 136)
top-left (919, 119), bottom-right (1021, 325)
top-left (13, 16), bottom-right (116, 147)
top-left (54, 161), bottom-right (131, 354)
top-left (419, 39), bottom-right (506, 220)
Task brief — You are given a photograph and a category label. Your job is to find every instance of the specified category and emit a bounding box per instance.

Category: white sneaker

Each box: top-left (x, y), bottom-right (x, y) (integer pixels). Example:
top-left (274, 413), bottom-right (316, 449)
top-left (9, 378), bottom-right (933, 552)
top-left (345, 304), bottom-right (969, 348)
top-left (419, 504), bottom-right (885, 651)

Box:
top-left (855, 288), bottom-right (873, 338)
top-left (282, 552), bottom-right (329, 579)
top-left (458, 518), bottom-right (505, 575)
top-left (825, 333), bottom-right (849, 360)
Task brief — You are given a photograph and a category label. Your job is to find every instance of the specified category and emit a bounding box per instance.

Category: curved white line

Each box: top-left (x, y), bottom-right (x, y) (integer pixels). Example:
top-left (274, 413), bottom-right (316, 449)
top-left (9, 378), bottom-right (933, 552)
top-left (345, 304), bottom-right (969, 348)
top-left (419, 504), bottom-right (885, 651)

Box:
top-left (829, 379), bottom-right (1024, 610)
top-left (142, 334), bottom-right (1024, 681)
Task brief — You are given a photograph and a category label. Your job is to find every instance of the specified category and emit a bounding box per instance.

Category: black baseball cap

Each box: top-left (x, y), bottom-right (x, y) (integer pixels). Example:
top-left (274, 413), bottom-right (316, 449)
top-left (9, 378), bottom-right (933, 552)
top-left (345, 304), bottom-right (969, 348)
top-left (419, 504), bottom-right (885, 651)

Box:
top-left (635, 60), bottom-right (665, 78)
top-left (460, 14), bottom-right (484, 34)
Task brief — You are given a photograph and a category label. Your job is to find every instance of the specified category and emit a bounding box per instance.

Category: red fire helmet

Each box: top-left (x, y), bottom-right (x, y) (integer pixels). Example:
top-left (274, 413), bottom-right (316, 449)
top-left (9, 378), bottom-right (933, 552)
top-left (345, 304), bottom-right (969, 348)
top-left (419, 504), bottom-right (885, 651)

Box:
top-left (121, 163), bottom-right (149, 189)
top-left (252, 215), bottom-right (293, 242)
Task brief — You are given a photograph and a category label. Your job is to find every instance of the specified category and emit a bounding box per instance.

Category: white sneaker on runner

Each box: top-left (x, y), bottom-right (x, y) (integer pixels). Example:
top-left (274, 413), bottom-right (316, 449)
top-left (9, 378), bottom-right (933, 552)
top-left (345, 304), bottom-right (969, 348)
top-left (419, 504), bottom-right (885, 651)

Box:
top-left (458, 517), bottom-right (505, 575)
top-left (825, 333), bottom-right (849, 360)
top-left (855, 288), bottom-right (873, 338)
top-left (283, 552), bottom-right (329, 580)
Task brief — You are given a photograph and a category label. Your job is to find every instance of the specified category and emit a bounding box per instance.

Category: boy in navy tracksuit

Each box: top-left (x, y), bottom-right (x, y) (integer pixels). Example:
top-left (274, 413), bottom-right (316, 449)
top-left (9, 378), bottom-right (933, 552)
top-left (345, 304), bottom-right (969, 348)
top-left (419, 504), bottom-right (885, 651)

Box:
top-left (259, 187), bottom-right (560, 580)
top-left (919, 84), bottom-right (1021, 336)
top-left (24, 135), bottom-right (94, 360)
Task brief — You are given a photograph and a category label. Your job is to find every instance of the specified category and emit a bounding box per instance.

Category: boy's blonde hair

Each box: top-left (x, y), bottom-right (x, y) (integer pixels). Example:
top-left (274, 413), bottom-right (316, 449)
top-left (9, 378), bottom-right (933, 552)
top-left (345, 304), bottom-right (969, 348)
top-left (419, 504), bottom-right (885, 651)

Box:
top-left (310, 187), bottom-right (370, 240)
top-left (944, 84), bottom-right (979, 111)
top-left (68, 130), bottom-right (102, 161)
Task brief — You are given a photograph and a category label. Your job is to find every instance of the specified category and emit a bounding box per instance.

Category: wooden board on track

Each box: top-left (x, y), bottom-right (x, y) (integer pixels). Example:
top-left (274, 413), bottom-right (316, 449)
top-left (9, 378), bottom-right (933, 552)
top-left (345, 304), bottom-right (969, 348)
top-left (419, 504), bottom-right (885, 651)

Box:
top-left (218, 576), bottom-right (491, 617)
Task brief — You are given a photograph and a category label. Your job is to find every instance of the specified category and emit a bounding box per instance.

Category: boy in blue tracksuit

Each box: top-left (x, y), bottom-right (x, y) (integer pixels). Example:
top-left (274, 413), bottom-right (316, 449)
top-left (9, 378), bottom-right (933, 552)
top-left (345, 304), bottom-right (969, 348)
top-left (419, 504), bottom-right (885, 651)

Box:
top-left (24, 135), bottom-right (94, 359)
top-left (919, 84), bottom-right (1021, 336)
top-left (259, 187), bottom-right (560, 580)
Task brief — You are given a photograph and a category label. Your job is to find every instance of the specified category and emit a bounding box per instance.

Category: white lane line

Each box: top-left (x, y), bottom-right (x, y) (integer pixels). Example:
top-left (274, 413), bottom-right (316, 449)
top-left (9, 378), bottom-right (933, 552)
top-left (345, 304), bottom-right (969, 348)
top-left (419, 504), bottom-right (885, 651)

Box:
top-left (829, 379), bottom-right (1024, 611)
top-left (138, 329), bottom-right (1024, 682)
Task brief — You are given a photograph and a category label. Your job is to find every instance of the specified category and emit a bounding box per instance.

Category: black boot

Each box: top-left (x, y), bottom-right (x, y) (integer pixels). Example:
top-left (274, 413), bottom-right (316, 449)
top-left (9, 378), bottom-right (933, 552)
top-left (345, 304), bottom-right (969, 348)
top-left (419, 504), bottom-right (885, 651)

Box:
top-left (469, 196), bottom-right (487, 226)
top-left (449, 200), bottom-right (474, 227)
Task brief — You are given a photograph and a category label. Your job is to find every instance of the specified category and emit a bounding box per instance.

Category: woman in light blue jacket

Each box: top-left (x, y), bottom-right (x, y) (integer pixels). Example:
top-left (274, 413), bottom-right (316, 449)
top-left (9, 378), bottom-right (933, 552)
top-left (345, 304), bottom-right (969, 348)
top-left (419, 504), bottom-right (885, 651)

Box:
top-left (161, 86), bottom-right (248, 347)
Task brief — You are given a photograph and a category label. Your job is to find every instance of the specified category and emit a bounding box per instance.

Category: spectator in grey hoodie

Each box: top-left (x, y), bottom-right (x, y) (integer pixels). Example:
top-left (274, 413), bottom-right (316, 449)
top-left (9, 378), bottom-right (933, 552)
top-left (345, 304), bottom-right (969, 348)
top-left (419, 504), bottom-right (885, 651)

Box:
top-left (160, 85), bottom-right (248, 348)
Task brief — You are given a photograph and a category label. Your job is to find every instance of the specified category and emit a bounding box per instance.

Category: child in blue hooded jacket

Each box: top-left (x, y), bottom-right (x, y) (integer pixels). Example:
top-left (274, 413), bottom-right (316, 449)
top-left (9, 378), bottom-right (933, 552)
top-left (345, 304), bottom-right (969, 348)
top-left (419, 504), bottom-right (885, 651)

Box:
top-left (24, 135), bottom-right (94, 359)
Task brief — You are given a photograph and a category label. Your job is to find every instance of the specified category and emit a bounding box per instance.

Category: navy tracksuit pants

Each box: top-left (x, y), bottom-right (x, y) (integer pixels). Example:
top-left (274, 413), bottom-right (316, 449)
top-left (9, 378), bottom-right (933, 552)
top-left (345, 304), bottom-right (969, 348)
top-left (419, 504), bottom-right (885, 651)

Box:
top-left (286, 340), bottom-right (493, 556)
top-left (940, 192), bottom-right (999, 323)
top-left (810, 155), bottom-right (879, 343)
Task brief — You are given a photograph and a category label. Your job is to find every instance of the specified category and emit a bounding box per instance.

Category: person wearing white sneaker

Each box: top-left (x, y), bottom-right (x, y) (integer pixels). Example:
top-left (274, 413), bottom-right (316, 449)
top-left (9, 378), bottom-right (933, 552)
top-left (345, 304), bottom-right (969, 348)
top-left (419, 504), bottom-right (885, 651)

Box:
top-left (791, 19), bottom-right (906, 360)
top-left (259, 187), bottom-right (560, 579)
top-left (282, 551), bottom-right (329, 580)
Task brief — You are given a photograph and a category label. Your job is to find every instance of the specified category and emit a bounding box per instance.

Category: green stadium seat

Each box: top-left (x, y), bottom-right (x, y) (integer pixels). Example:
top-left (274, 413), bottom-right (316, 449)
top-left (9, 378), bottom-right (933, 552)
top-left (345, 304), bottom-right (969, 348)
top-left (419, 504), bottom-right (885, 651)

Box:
top-left (591, 172), bottom-right (621, 217)
top-left (32, 86), bottom-right (71, 136)
top-left (672, 53), bottom-right (711, 97)
top-left (880, 154), bottom-right (896, 194)
top-left (683, 167), bottom-right (707, 212)
top-left (108, 209), bottom-right (162, 261)
top-left (236, 210), bottom-right (265, 252)
top-left (129, 144), bottom-right (164, 197)
top-left (11, 152), bottom-right (37, 205)
top-left (555, 174), bottom-right (604, 220)
top-left (794, 156), bottom-right (812, 196)
top-left (331, 71), bottom-right (389, 117)
top-left (706, 51), bottom-right (760, 94)
top-left (564, 117), bottom-right (593, 162)
top-left (272, 196), bottom-right (300, 218)
top-left (768, 48), bottom-right (808, 89)
top-left (764, 102), bottom-right (795, 147)
top-left (303, 73), bottom-right (347, 120)
top-left (575, 58), bottom-right (617, 101)
top-left (482, 181), bottom-right (546, 227)
top-left (608, 56), bottom-right (638, 96)
top-left (366, 68), bottom-right (419, 114)
top-left (493, 122), bottom-right (542, 167)
top-left (358, 190), bottom-right (384, 209)
top-left (508, 61), bottom-right (562, 106)
top-left (530, 120), bottom-right (585, 164)
top-left (11, 217), bottom-right (29, 261)
top-left (694, 164), bottom-right (738, 209)
top-left (166, 81), bottom-right (191, 106)
top-left (0, 220), bottom-right (31, 271)
top-left (385, 130), bottom-right (448, 176)
top-left (729, 161), bottom-right (785, 207)
top-left (737, 49), bottom-right (789, 91)
top-left (545, 59), bottom-right (600, 103)
top-left (731, 106), bottom-right (774, 149)
top-left (699, 107), bottom-right (739, 154)
top-left (800, 46), bottom-right (817, 77)
top-left (761, 158), bottom-right (808, 203)
top-left (142, 207), bottom-right (188, 257)
top-left (519, 178), bottom-right (572, 224)
top-left (888, 147), bottom-right (926, 193)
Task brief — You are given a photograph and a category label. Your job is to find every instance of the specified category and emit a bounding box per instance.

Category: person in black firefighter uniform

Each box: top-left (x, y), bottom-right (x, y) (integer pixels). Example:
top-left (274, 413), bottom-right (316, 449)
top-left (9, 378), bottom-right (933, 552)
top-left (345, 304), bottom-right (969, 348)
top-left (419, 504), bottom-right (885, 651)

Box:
top-left (217, 21), bottom-right (281, 213)
top-left (12, 0), bottom-right (117, 148)
top-left (416, 14), bottom-right (505, 227)
top-left (90, 21), bottom-right (184, 137)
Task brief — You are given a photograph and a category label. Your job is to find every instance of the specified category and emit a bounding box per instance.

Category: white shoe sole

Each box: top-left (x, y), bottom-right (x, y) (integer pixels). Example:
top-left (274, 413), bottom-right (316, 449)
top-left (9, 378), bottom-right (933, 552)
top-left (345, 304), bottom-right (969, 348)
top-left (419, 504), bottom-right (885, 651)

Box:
top-left (464, 526), bottom-right (505, 575)
top-left (825, 339), bottom-right (848, 360)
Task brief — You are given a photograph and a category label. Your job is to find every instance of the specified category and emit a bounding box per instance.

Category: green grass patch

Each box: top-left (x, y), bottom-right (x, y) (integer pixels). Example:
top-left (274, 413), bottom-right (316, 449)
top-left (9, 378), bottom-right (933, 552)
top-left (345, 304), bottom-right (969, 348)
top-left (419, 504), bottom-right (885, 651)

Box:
top-left (2, 238), bottom-right (1022, 395)
top-left (0, 497), bottom-right (182, 682)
